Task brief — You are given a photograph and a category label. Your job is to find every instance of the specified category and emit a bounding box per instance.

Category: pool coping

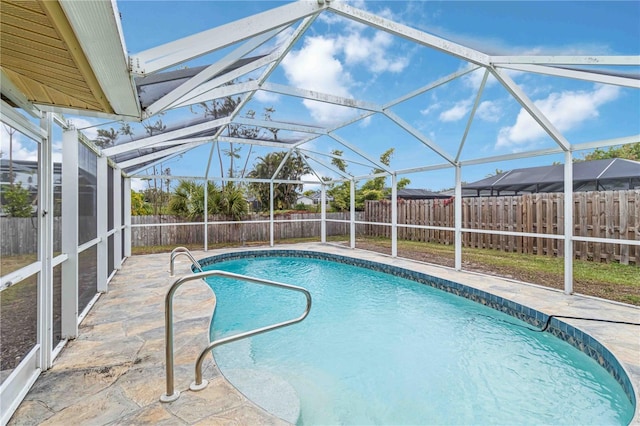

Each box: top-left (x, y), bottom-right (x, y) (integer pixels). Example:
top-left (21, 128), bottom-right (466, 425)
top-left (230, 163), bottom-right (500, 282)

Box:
top-left (198, 243), bottom-right (640, 424)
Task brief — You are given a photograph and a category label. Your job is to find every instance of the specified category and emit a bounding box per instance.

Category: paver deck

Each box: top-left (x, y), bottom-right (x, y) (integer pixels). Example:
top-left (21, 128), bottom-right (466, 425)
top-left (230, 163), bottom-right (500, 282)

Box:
top-left (8, 243), bottom-right (640, 425)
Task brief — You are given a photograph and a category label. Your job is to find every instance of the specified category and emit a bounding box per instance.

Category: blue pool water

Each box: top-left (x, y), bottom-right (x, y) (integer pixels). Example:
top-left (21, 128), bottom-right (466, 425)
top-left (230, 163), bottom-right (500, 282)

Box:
top-left (203, 256), bottom-right (633, 425)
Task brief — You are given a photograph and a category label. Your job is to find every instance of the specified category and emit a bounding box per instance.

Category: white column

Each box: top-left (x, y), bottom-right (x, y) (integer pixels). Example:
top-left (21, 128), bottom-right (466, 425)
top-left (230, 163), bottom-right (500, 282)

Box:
top-left (454, 164), bottom-right (462, 271)
top-left (350, 179), bottom-right (355, 249)
top-left (564, 151), bottom-right (574, 294)
top-left (61, 128), bottom-right (78, 339)
top-left (203, 179), bottom-right (208, 251)
top-left (123, 178), bottom-right (132, 257)
top-left (320, 183), bottom-right (326, 243)
top-left (38, 112), bottom-right (53, 368)
top-left (113, 168), bottom-right (122, 268)
top-left (269, 181), bottom-right (274, 247)
top-left (96, 155), bottom-right (108, 291)
top-left (391, 174), bottom-right (398, 257)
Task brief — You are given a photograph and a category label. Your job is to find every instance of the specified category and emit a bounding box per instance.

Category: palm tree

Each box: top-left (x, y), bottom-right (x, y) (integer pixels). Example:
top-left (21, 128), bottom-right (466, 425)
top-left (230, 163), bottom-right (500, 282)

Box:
top-left (247, 151), bottom-right (309, 211)
top-left (169, 180), bottom-right (221, 220)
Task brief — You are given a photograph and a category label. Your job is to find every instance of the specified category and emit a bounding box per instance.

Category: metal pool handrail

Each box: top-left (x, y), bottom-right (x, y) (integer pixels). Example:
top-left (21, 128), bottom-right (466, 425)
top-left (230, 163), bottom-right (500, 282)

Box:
top-left (169, 247), bottom-right (203, 276)
top-left (160, 270), bottom-right (311, 403)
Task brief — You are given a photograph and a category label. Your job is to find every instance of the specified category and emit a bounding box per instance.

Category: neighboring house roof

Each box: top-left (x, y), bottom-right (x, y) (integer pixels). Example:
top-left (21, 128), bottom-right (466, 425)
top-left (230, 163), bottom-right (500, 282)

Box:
top-left (386, 188), bottom-right (451, 200)
top-left (463, 158), bottom-right (640, 196)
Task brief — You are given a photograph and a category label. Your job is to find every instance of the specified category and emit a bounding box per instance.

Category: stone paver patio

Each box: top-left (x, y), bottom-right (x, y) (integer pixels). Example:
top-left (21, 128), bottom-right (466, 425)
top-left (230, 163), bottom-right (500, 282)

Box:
top-left (8, 243), bottom-right (640, 425)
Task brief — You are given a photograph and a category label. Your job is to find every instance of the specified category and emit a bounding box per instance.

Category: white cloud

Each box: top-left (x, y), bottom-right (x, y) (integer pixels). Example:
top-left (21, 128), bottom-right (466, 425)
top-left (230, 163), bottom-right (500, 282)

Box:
top-left (476, 100), bottom-right (502, 122)
top-left (67, 117), bottom-right (99, 140)
top-left (420, 103), bottom-right (440, 116)
top-left (282, 36), bottom-right (354, 125)
top-left (339, 31), bottom-right (408, 74)
top-left (130, 178), bottom-right (147, 192)
top-left (1, 125), bottom-right (38, 161)
top-left (439, 99), bottom-right (472, 122)
top-left (253, 90), bottom-right (280, 104)
top-left (496, 84), bottom-right (621, 149)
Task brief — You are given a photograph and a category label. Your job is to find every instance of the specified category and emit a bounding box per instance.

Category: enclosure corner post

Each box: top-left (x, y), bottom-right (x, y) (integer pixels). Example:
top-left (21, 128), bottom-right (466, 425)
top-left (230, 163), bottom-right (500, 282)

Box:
top-left (321, 183), bottom-right (327, 243)
top-left (270, 181), bottom-right (275, 247)
top-left (454, 164), bottom-right (462, 271)
top-left (350, 179), bottom-right (356, 249)
top-left (563, 152), bottom-right (574, 295)
top-left (391, 174), bottom-right (398, 257)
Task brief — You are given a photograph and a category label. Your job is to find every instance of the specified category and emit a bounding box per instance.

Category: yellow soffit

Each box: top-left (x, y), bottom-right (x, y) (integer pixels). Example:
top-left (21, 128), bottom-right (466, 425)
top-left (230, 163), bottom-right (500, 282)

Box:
top-left (0, 0), bottom-right (114, 114)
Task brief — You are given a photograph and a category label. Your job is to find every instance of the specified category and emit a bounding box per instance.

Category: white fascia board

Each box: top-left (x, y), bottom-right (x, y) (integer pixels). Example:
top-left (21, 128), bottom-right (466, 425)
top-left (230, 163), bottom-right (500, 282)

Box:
top-left (171, 81), bottom-right (259, 112)
top-left (0, 100), bottom-right (46, 141)
top-left (232, 117), bottom-right (327, 135)
top-left (328, 2), bottom-right (490, 66)
top-left (37, 104), bottom-right (139, 122)
top-left (495, 63), bottom-right (640, 89)
top-left (116, 141), bottom-right (209, 169)
top-left (384, 65), bottom-right (480, 109)
top-left (0, 70), bottom-right (41, 119)
top-left (328, 133), bottom-right (392, 174)
top-left (261, 82), bottom-right (382, 112)
top-left (217, 136), bottom-right (296, 149)
top-left (103, 116), bottom-right (230, 156)
top-left (491, 67), bottom-right (571, 152)
top-left (60, 0), bottom-right (140, 118)
top-left (131, 1), bottom-right (326, 74)
top-left (490, 55), bottom-right (640, 66)
top-left (146, 28), bottom-right (284, 116)
top-left (572, 135), bottom-right (640, 152)
top-left (384, 110), bottom-right (455, 165)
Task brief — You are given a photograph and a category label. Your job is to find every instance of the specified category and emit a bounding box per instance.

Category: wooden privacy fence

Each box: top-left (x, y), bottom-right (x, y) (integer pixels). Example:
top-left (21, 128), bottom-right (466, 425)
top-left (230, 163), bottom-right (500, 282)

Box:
top-left (131, 212), bottom-right (354, 247)
top-left (364, 189), bottom-right (639, 265)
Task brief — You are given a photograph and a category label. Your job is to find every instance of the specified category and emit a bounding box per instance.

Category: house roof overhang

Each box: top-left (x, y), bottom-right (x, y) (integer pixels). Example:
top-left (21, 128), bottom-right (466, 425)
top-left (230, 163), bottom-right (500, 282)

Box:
top-left (0, 0), bottom-right (140, 119)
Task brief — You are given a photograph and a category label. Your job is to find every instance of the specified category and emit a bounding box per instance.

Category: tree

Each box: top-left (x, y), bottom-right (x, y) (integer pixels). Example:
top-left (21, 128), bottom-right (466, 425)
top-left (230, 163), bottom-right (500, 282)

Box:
top-left (3, 183), bottom-right (33, 217)
top-left (581, 143), bottom-right (640, 161)
top-left (131, 190), bottom-right (152, 215)
top-left (95, 127), bottom-right (119, 149)
top-left (247, 151), bottom-right (310, 211)
top-left (328, 148), bottom-right (410, 211)
top-left (219, 183), bottom-right (248, 219)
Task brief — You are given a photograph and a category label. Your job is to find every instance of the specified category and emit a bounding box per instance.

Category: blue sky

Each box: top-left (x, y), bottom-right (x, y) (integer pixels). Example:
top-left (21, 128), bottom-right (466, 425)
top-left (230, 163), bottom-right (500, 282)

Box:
top-left (6, 0), bottom-right (637, 192)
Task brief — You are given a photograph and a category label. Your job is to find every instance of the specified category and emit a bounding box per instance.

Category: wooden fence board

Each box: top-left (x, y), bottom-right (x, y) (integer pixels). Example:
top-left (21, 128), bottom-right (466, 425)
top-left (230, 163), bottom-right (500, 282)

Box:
top-left (364, 190), bottom-right (638, 265)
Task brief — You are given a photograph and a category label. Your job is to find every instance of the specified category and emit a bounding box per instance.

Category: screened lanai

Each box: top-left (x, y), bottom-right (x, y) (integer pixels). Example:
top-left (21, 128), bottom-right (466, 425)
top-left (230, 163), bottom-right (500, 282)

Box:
top-left (1, 0), bottom-right (639, 423)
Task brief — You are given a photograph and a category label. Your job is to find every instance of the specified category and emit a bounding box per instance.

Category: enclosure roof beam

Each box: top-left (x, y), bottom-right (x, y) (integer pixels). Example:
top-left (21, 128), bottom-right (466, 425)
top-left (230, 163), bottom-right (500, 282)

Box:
top-left (144, 28), bottom-right (283, 116)
top-left (491, 67), bottom-right (571, 152)
top-left (384, 65), bottom-right (480, 109)
top-left (130, 1), bottom-right (326, 74)
top-left (490, 55), bottom-right (640, 66)
top-left (217, 135), bottom-right (298, 149)
top-left (271, 149), bottom-right (294, 181)
top-left (103, 116), bottom-right (230, 156)
top-left (395, 162), bottom-right (453, 176)
top-left (167, 51), bottom-right (281, 110)
top-left (117, 141), bottom-right (208, 169)
top-left (328, 2), bottom-right (490, 66)
top-left (455, 69), bottom-right (489, 163)
top-left (303, 152), bottom-right (352, 180)
top-left (171, 81), bottom-right (259, 112)
top-left (232, 117), bottom-right (327, 135)
top-left (297, 148), bottom-right (374, 169)
top-left (495, 64), bottom-right (640, 89)
top-left (329, 133), bottom-right (393, 174)
top-left (384, 110), bottom-right (455, 165)
top-left (261, 82), bottom-right (382, 112)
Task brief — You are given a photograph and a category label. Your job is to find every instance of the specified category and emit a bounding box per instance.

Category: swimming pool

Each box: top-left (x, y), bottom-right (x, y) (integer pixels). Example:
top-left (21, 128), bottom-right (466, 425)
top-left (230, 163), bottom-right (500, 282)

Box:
top-left (199, 250), bottom-right (635, 425)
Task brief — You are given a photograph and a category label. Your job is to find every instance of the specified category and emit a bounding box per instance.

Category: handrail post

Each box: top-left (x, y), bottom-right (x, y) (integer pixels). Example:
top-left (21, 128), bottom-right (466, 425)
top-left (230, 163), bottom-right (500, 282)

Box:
top-left (160, 280), bottom-right (181, 402)
top-left (170, 246), bottom-right (203, 276)
top-left (160, 270), bottom-right (311, 402)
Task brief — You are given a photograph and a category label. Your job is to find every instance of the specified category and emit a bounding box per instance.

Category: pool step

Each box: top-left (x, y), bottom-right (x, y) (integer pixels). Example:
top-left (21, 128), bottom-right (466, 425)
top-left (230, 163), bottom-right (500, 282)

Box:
top-left (222, 368), bottom-right (301, 424)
